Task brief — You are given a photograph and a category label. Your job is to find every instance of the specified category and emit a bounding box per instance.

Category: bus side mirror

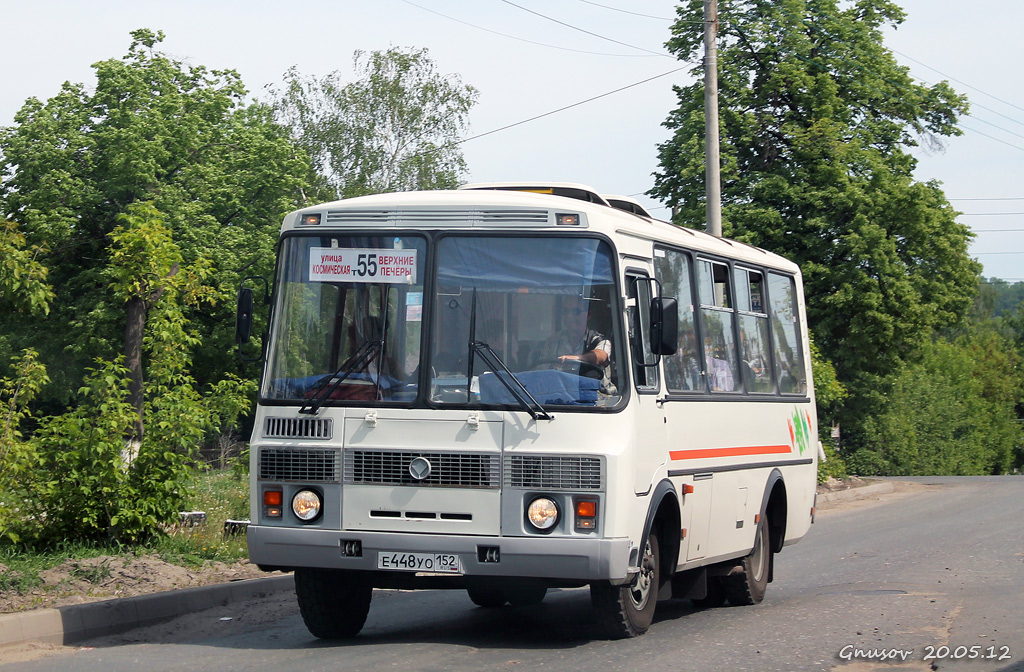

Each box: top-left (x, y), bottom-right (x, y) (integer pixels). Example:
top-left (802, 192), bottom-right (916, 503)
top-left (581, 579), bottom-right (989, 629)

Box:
top-left (650, 297), bottom-right (678, 356)
top-left (235, 287), bottom-right (254, 345)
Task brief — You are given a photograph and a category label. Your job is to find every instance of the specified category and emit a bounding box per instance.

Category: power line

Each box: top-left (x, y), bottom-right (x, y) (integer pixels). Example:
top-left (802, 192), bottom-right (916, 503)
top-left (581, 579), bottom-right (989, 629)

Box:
top-left (949, 197), bottom-right (1024, 201)
top-left (498, 0), bottom-right (671, 57)
top-left (576, 0), bottom-right (673, 21)
top-left (399, 0), bottom-right (658, 57)
top-left (954, 121), bottom-right (1024, 153)
top-left (774, 7), bottom-right (1024, 153)
top-left (457, 66), bottom-right (688, 144)
top-left (889, 48), bottom-right (1024, 118)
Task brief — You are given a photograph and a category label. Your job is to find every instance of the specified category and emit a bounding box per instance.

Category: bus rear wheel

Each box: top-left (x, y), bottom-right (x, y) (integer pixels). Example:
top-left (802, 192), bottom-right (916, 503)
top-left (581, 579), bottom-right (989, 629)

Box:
top-left (590, 531), bottom-right (660, 639)
top-left (295, 568), bottom-right (372, 639)
top-left (723, 515), bottom-right (770, 606)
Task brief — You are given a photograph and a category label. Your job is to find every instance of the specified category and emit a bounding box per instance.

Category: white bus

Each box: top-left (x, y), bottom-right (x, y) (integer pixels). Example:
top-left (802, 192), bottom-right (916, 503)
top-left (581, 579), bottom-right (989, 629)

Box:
top-left (236, 182), bottom-right (818, 640)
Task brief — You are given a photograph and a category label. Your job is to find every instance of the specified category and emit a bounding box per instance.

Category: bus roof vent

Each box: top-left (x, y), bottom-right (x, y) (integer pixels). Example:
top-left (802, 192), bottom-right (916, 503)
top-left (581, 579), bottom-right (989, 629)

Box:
top-left (324, 210), bottom-right (392, 225)
top-left (399, 210), bottom-right (474, 224)
top-left (478, 209), bottom-right (551, 225)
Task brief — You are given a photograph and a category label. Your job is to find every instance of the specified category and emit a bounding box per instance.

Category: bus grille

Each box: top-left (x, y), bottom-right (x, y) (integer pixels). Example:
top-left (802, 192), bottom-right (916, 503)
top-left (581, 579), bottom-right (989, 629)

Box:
top-left (344, 450), bottom-right (499, 489)
top-left (259, 448), bottom-right (340, 482)
top-left (505, 455), bottom-right (604, 491)
top-left (263, 416), bottom-right (333, 440)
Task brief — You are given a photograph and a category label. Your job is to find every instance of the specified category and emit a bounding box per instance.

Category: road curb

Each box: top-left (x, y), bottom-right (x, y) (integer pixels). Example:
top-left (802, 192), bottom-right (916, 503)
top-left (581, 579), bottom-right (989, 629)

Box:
top-left (816, 480), bottom-right (895, 508)
top-left (0, 573), bottom-right (294, 648)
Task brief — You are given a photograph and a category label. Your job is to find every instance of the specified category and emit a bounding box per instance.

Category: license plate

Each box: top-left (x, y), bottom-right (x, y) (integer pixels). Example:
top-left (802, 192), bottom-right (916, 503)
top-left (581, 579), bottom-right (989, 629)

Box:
top-left (376, 551), bottom-right (463, 574)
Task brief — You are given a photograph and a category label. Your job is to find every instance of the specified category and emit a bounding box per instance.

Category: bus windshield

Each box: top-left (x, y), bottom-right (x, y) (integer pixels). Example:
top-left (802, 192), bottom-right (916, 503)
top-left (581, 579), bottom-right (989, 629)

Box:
top-left (263, 233), bottom-right (624, 410)
top-left (430, 236), bottom-right (624, 409)
top-left (263, 234), bottom-right (427, 404)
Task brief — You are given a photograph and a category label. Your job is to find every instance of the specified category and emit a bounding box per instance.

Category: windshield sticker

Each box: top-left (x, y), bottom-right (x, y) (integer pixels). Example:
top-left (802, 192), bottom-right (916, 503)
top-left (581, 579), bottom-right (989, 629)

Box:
top-left (406, 292), bottom-right (423, 322)
top-left (309, 248), bottom-right (417, 284)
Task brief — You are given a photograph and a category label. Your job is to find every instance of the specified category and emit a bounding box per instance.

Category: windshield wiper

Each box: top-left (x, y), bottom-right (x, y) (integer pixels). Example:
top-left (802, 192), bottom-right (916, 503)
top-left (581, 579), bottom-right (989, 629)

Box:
top-left (299, 338), bottom-right (383, 415)
top-left (471, 341), bottom-right (553, 421)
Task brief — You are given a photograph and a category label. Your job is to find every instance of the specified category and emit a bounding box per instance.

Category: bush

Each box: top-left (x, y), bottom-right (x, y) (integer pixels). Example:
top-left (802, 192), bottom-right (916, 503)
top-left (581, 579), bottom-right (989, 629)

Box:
top-left (853, 332), bottom-right (1021, 475)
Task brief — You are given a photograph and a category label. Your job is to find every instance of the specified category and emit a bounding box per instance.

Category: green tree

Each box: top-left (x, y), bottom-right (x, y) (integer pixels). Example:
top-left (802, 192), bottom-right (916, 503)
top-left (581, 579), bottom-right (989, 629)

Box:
top-left (12, 229), bottom-right (253, 545)
top-left (810, 340), bottom-right (848, 481)
top-left (853, 329), bottom-right (1021, 475)
top-left (651, 0), bottom-right (980, 446)
top-left (0, 29), bottom-right (308, 408)
top-left (0, 349), bottom-right (48, 542)
top-left (269, 47), bottom-right (479, 199)
top-left (0, 221), bottom-right (54, 318)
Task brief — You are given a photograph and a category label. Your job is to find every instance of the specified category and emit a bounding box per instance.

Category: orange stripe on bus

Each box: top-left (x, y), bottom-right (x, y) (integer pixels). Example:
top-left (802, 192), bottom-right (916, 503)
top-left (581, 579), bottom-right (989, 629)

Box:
top-left (669, 445), bottom-right (792, 461)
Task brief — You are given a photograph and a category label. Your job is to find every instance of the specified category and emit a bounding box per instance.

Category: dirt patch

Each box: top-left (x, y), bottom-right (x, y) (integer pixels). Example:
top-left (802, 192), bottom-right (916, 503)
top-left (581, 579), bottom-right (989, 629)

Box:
top-left (817, 476), bottom-right (870, 493)
top-left (0, 555), bottom-right (277, 615)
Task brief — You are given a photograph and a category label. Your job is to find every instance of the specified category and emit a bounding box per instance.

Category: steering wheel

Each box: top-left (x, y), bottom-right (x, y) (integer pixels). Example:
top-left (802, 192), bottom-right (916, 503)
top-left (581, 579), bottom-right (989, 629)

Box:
top-left (552, 357), bottom-right (603, 380)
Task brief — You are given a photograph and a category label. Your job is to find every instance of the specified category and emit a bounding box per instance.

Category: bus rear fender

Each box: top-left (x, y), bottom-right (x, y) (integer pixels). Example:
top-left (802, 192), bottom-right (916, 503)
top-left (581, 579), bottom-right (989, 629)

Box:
top-left (758, 469), bottom-right (788, 583)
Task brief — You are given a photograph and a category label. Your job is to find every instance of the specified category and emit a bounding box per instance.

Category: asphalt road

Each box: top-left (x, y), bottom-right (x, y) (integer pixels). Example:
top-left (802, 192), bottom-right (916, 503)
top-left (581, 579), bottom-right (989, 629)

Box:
top-left (3, 476), bottom-right (1023, 672)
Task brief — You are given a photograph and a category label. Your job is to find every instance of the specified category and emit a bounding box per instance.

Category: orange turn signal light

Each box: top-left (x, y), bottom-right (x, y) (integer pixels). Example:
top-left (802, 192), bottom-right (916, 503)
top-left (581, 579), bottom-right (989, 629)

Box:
top-left (264, 490), bottom-right (283, 507)
top-left (574, 499), bottom-right (597, 530)
top-left (576, 501), bottom-right (597, 518)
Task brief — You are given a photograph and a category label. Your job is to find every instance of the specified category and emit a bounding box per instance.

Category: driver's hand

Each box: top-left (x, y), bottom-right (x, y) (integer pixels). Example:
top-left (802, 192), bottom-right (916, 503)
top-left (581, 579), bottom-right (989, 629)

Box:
top-left (559, 355), bottom-right (580, 362)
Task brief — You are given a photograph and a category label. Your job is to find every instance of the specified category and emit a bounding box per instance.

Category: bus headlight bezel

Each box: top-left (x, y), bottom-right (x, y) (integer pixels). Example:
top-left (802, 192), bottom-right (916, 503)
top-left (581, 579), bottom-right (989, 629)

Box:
top-left (291, 489), bottom-right (323, 523)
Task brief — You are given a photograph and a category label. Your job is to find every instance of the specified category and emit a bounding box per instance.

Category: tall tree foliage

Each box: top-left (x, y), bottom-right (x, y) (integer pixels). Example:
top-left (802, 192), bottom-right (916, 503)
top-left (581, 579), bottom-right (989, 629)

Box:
top-left (651, 0), bottom-right (981, 443)
top-left (1, 204), bottom-right (255, 545)
top-left (854, 328), bottom-right (1021, 475)
top-left (269, 47), bottom-right (478, 199)
top-left (0, 29), bottom-right (307, 407)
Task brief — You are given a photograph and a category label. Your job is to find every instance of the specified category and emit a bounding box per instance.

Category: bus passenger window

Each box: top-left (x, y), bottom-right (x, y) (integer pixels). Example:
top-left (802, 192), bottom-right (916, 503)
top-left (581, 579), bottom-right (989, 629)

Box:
top-left (768, 273), bottom-right (807, 394)
top-left (698, 260), bottom-right (739, 392)
top-left (735, 268), bottom-right (774, 394)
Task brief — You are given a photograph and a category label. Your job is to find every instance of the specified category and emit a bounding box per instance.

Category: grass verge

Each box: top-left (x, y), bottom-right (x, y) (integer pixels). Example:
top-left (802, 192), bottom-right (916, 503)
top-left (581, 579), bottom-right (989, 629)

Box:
top-left (0, 468), bottom-right (250, 598)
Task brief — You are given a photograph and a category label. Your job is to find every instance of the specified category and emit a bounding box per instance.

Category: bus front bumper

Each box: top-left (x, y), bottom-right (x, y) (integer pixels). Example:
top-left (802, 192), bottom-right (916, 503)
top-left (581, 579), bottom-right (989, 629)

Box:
top-left (248, 524), bottom-right (631, 583)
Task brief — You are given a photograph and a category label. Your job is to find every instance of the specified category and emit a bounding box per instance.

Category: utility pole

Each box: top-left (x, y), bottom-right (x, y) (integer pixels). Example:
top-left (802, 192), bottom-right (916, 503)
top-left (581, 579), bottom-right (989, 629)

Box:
top-left (703, 0), bottom-right (723, 237)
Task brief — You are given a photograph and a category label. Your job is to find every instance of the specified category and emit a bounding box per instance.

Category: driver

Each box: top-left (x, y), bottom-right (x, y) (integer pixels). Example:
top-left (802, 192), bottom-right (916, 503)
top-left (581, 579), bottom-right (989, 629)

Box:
top-left (547, 300), bottom-right (616, 394)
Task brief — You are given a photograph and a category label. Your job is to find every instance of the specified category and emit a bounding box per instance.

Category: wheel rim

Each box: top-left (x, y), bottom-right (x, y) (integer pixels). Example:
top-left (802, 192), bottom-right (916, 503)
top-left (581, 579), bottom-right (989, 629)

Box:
top-left (628, 539), bottom-right (655, 609)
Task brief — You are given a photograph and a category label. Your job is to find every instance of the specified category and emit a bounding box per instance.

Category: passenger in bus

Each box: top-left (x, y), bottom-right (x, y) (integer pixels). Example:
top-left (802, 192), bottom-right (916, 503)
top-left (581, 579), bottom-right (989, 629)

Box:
top-left (704, 338), bottom-right (735, 391)
top-left (543, 301), bottom-right (617, 395)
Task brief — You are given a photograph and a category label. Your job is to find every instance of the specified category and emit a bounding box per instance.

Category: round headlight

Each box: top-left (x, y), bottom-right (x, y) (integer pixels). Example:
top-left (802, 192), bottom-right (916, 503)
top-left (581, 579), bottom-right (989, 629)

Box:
top-left (526, 497), bottom-right (559, 530)
top-left (292, 489), bottom-right (322, 522)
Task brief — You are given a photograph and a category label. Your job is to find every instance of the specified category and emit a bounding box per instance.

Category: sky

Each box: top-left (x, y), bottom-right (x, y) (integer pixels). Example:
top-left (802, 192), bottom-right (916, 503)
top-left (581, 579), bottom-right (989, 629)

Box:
top-left (2, 0), bottom-right (1022, 281)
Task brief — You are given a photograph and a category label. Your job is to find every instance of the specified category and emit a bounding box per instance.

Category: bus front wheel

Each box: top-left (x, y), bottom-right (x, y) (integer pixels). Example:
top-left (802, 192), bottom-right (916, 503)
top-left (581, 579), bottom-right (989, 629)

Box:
top-left (295, 568), bottom-right (372, 638)
top-left (590, 531), bottom-right (660, 638)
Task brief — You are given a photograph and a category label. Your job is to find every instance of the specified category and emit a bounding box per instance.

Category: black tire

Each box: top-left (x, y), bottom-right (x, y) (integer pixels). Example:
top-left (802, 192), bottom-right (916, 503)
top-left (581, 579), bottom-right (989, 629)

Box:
top-left (466, 585), bottom-right (507, 608)
top-left (294, 568), bottom-right (373, 639)
top-left (506, 585), bottom-right (547, 606)
top-left (590, 531), bottom-right (660, 639)
top-left (723, 516), bottom-right (770, 606)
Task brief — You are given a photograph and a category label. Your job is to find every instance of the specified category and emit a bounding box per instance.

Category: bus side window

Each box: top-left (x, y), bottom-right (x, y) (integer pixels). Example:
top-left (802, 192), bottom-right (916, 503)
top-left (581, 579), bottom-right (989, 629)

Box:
top-left (734, 267), bottom-right (774, 393)
top-left (627, 275), bottom-right (659, 391)
top-left (767, 273), bottom-right (807, 394)
top-left (654, 248), bottom-right (700, 392)
top-left (697, 259), bottom-right (740, 392)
